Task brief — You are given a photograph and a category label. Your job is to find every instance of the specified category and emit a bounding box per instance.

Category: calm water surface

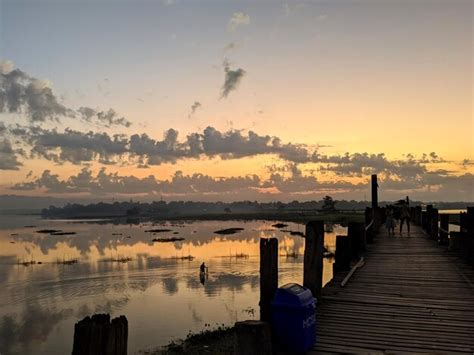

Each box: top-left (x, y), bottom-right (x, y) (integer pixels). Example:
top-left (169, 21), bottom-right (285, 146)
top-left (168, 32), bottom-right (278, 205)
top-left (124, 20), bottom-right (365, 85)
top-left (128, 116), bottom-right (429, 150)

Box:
top-left (0, 215), bottom-right (344, 355)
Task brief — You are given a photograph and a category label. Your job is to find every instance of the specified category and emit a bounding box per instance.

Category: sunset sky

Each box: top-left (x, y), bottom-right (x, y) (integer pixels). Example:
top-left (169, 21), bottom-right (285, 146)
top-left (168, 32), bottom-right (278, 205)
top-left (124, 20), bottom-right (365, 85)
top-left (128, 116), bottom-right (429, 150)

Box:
top-left (0, 0), bottom-right (472, 202)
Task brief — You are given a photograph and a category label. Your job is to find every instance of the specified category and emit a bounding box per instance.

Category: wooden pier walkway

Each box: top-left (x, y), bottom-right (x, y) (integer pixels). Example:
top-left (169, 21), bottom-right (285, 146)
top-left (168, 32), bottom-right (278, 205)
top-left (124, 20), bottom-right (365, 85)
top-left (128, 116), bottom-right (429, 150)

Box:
top-left (312, 225), bottom-right (474, 354)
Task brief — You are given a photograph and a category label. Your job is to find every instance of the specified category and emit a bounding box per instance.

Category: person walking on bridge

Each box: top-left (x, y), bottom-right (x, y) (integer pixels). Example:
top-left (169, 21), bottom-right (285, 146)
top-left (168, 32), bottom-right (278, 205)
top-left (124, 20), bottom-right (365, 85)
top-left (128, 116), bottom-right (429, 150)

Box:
top-left (399, 202), bottom-right (410, 235)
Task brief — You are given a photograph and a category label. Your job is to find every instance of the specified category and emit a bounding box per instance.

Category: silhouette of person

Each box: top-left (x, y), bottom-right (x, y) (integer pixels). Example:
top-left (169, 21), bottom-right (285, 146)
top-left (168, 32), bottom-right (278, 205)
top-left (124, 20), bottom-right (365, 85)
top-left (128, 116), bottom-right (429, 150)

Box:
top-left (385, 205), bottom-right (396, 236)
top-left (200, 262), bottom-right (206, 273)
top-left (400, 202), bottom-right (410, 235)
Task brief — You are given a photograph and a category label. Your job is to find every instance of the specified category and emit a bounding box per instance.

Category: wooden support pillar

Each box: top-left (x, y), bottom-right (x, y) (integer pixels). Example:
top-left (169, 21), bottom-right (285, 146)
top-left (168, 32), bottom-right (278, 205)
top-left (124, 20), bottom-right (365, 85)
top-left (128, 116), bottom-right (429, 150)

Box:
top-left (333, 235), bottom-right (351, 273)
top-left (466, 208), bottom-right (474, 266)
top-left (371, 174), bottom-right (378, 209)
top-left (439, 214), bottom-right (449, 245)
top-left (430, 208), bottom-right (439, 241)
top-left (425, 205), bottom-right (433, 235)
top-left (234, 320), bottom-right (272, 355)
top-left (72, 314), bottom-right (128, 355)
top-left (260, 238), bottom-right (278, 322)
top-left (348, 222), bottom-right (365, 260)
top-left (460, 212), bottom-right (467, 233)
top-left (415, 206), bottom-right (422, 226)
top-left (467, 207), bottom-right (474, 235)
top-left (303, 221), bottom-right (324, 301)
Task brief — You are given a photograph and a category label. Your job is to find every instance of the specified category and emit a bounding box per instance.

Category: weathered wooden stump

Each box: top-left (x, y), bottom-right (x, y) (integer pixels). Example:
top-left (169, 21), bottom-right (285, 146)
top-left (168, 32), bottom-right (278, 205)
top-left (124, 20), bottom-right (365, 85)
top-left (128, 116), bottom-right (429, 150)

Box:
top-left (234, 320), bottom-right (272, 355)
top-left (260, 238), bottom-right (278, 322)
top-left (72, 314), bottom-right (128, 355)
top-left (304, 221), bottom-right (324, 301)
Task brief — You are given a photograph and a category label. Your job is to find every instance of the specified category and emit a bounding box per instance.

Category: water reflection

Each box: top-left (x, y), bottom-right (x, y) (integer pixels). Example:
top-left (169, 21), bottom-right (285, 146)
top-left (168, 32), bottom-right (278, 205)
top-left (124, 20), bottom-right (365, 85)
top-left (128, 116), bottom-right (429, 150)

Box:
top-left (0, 218), bottom-right (344, 355)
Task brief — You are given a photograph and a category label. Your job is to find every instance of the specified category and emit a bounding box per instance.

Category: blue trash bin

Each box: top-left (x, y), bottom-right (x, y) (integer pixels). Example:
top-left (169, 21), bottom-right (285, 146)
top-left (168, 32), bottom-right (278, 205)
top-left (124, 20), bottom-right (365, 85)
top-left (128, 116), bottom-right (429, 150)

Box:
top-left (271, 283), bottom-right (317, 353)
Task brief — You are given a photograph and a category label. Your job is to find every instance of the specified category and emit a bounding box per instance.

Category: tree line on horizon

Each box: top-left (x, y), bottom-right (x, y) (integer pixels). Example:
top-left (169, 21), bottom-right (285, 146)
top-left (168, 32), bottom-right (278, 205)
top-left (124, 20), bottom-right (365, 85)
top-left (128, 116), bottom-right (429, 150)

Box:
top-left (40, 197), bottom-right (471, 218)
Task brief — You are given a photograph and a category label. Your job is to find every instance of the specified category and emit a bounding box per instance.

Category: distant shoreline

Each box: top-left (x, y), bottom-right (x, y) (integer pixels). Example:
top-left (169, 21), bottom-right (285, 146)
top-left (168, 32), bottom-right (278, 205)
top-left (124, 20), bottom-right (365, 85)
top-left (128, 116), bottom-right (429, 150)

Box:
top-left (38, 210), bottom-right (366, 225)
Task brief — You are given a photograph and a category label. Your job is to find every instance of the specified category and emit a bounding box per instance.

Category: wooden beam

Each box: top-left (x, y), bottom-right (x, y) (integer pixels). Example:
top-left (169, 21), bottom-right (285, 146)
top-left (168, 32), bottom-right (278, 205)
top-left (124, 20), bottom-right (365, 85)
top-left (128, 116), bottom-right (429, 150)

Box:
top-left (304, 221), bottom-right (325, 301)
top-left (260, 238), bottom-right (278, 322)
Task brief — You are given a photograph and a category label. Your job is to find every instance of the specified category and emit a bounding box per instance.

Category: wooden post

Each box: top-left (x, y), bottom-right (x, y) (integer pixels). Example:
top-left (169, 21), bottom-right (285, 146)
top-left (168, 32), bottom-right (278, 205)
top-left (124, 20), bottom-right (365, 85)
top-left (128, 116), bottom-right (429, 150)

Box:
top-left (421, 211), bottom-right (427, 231)
top-left (439, 214), bottom-right (449, 245)
top-left (72, 314), bottom-right (128, 355)
top-left (234, 320), bottom-right (272, 355)
top-left (415, 206), bottom-right (422, 226)
top-left (303, 221), bottom-right (324, 301)
top-left (348, 222), bottom-right (365, 260)
top-left (260, 238), bottom-right (278, 322)
top-left (460, 212), bottom-right (467, 233)
top-left (466, 207), bottom-right (474, 266)
top-left (333, 235), bottom-right (351, 273)
top-left (467, 207), bottom-right (474, 235)
top-left (430, 208), bottom-right (439, 241)
top-left (371, 174), bottom-right (378, 209)
top-left (426, 205), bottom-right (433, 235)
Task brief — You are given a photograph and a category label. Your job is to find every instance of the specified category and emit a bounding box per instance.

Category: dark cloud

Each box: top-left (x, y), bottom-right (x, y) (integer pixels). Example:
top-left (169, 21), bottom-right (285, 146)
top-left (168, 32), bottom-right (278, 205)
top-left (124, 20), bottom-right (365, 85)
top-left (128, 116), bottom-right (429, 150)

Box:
top-left (0, 138), bottom-right (22, 170)
top-left (8, 125), bottom-right (319, 166)
top-left (79, 107), bottom-right (131, 128)
top-left (221, 61), bottom-right (246, 98)
top-left (0, 66), bottom-right (71, 122)
top-left (188, 101), bottom-right (201, 118)
top-left (0, 61), bottom-right (130, 127)
top-left (314, 152), bottom-right (440, 179)
top-left (10, 164), bottom-right (473, 201)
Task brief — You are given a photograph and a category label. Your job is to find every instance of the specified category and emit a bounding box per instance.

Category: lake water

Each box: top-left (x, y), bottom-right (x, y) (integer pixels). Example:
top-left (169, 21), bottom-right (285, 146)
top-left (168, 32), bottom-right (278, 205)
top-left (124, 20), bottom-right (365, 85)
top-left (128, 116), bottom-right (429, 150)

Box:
top-left (0, 215), bottom-right (343, 355)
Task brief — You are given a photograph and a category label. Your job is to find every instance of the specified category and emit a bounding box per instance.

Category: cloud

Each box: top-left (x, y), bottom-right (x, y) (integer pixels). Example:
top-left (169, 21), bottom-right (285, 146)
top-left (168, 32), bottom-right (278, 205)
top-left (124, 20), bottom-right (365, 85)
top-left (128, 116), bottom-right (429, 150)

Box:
top-left (0, 138), bottom-right (22, 170)
top-left (10, 166), bottom-right (319, 197)
top-left (7, 123), bottom-right (462, 189)
top-left (462, 159), bottom-right (474, 169)
top-left (10, 166), bottom-right (473, 201)
top-left (0, 61), bottom-right (130, 127)
top-left (7, 124), bottom-right (320, 166)
top-left (11, 167), bottom-right (261, 196)
top-left (228, 12), bottom-right (250, 31)
top-left (283, 3), bottom-right (306, 17)
top-left (0, 63), bottom-right (71, 122)
top-left (10, 126), bottom-right (128, 165)
top-left (224, 42), bottom-right (237, 52)
top-left (221, 61), bottom-right (246, 98)
top-left (188, 101), bottom-right (201, 118)
top-left (78, 107), bottom-right (131, 128)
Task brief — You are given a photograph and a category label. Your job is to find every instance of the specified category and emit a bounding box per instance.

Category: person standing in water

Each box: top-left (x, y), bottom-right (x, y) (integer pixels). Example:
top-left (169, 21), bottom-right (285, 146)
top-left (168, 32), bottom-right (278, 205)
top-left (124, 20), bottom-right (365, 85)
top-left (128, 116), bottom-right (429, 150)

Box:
top-left (399, 202), bottom-right (410, 235)
top-left (200, 262), bottom-right (206, 273)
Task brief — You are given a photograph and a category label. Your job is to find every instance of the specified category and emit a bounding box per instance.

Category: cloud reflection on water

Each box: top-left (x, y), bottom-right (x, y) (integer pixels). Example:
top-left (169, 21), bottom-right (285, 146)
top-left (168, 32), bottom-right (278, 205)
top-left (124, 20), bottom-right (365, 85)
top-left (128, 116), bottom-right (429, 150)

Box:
top-left (0, 219), bottom-right (341, 354)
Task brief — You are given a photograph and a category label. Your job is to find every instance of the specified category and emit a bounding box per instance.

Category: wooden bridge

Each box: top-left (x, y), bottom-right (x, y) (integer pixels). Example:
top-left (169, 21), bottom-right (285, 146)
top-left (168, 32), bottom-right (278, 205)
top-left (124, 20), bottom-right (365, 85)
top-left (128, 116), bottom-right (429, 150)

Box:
top-left (249, 174), bottom-right (474, 354)
top-left (312, 223), bottom-right (474, 354)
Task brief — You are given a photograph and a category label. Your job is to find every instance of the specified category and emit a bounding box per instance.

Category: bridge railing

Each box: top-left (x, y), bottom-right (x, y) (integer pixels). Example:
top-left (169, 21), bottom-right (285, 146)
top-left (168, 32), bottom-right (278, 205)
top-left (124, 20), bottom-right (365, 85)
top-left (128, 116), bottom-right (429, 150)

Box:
top-left (421, 206), bottom-right (473, 267)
